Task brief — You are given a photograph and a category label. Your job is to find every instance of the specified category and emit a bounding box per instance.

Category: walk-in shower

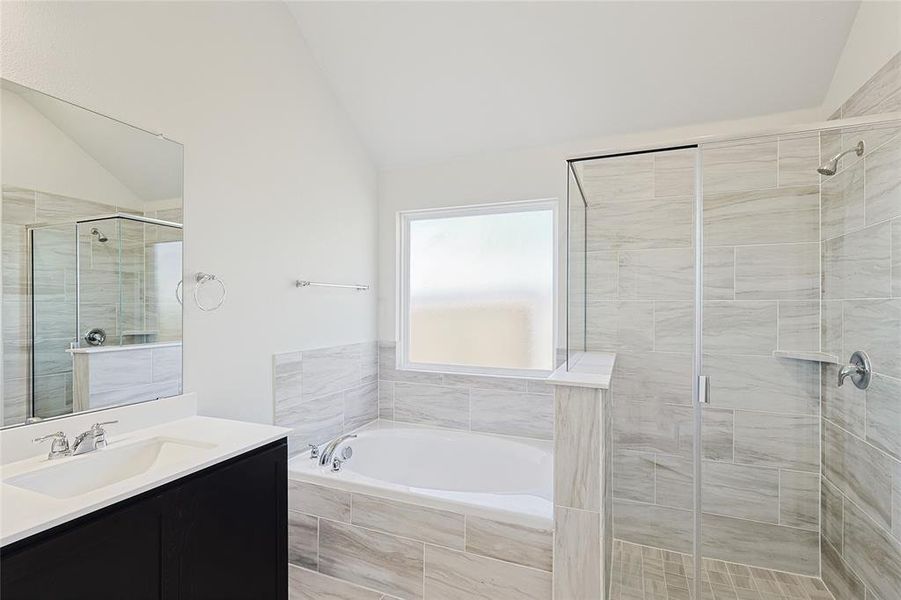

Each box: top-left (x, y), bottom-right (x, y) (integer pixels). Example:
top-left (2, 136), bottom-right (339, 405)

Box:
top-left (28, 213), bottom-right (183, 419)
top-left (566, 115), bottom-right (901, 600)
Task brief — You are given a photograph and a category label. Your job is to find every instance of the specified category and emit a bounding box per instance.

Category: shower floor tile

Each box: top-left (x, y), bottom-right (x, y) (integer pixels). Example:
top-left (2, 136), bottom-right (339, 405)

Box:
top-left (608, 540), bottom-right (834, 600)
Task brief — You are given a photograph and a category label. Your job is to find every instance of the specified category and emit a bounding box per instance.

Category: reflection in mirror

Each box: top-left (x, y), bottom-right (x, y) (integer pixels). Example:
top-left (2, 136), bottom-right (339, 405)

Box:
top-left (1, 79), bottom-right (184, 428)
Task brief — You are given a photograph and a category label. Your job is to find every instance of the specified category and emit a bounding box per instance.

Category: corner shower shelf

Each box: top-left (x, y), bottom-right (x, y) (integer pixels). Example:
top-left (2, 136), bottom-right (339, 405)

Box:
top-left (772, 350), bottom-right (840, 364)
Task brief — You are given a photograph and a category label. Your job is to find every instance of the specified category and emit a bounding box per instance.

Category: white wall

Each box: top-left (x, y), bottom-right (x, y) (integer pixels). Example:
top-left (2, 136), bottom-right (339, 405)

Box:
top-left (0, 1), bottom-right (378, 424)
top-left (821, 0), bottom-right (901, 115)
top-left (377, 107), bottom-right (823, 342)
top-left (1, 87), bottom-right (143, 209)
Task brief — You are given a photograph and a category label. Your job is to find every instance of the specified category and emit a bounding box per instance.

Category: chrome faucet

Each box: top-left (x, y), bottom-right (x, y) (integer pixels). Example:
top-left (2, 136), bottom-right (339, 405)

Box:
top-left (837, 351), bottom-right (871, 390)
top-left (318, 433), bottom-right (356, 468)
top-left (33, 432), bottom-right (71, 460)
top-left (71, 421), bottom-right (118, 456)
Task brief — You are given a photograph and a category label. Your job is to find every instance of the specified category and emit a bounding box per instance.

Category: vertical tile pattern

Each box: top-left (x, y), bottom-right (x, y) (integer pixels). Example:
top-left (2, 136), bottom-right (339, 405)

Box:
top-left (274, 342), bottom-right (379, 455)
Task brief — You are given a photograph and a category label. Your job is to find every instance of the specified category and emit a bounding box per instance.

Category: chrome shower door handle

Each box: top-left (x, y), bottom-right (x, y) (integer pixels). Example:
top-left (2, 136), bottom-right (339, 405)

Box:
top-left (698, 375), bottom-right (710, 405)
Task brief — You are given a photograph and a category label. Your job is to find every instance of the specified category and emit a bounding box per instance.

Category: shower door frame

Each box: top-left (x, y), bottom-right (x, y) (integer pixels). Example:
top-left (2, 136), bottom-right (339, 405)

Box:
top-left (566, 109), bottom-right (901, 594)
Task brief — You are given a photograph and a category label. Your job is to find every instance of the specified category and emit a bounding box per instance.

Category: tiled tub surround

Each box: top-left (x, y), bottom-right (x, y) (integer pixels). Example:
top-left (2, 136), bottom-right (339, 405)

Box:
top-left (273, 342), bottom-right (379, 457)
top-left (578, 143), bottom-right (824, 575)
top-left (70, 342), bottom-right (182, 411)
top-left (285, 422), bottom-right (553, 600)
top-left (817, 124), bottom-right (901, 598)
top-left (376, 342), bottom-right (555, 441)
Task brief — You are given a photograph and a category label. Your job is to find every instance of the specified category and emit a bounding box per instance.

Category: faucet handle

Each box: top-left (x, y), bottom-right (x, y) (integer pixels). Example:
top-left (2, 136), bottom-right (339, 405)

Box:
top-left (92, 420), bottom-right (118, 430)
top-left (33, 432), bottom-right (71, 459)
top-left (91, 420), bottom-right (117, 449)
top-left (308, 444), bottom-right (320, 459)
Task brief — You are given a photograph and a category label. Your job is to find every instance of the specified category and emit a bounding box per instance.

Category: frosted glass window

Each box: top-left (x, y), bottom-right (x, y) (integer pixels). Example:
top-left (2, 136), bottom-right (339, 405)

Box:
top-left (403, 204), bottom-right (554, 372)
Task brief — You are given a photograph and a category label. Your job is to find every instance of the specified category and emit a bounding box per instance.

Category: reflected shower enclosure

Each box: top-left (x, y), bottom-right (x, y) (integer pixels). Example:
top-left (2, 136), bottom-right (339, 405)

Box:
top-left (29, 214), bottom-right (183, 419)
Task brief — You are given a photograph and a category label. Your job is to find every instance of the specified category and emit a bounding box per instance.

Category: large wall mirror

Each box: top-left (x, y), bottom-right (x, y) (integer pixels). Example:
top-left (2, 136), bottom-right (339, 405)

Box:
top-left (1, 79), bottom-right (184, 428)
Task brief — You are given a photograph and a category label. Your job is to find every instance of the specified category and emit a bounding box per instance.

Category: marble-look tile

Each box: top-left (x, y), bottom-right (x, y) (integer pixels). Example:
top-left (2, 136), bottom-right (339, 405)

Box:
top-left (777, 301), bottom-right (820, 351)
top-left (586, 195), bottom-right (693, 251)
top-left (653, 301), bottom-right (693, 352)
top-left (894, 219), bottom-right (901, 298)
top-left (613, 450), bottom-right (655, 503)
top-left (613, 402), bottom-right (692, 458)
top-left (424, 544), bottom-right (551, 600)
top-left (822, 160), bottom-right (865, 240)
top-left (779, 470), bottom-right (819, 530)
top-left (866, 374), bottom-right (901, 461)
top-left (344, 382), bottom-right (378, 431)
top-left (89, 381), bottom-right (180, 409)
top-left (288, 480), bottom-right (351, 522)
top-left (610, 351), bottom-right (692, 406)
top-left (469, 389), bottom-right (553, 440)
top-left (440, 373), bottom-right (527, 392)
top-left (378, 381), bottom-right (394, 419)
top-left (578, 153), bottom-right (655, 205)
top-left (703, 354), bottom-right (820, 415)
top-left (319, 519), bottom-right (424, 600)
top-left (842, 498), bottom-right (901, 600)
top-left (34, 191), bottom-right (116, 222)
top-left (393, 382), bottom-right (469, 429)
top-left (652, 454), bottom-right (693, 510)
top-left (704, 185), bottom-right (819, 246)
top-left (351, 493), bottom-right (464, 549)
top-left (2, 188), bottom-right (36, 225)
top-left (778, 134), bottom-right (820, 188)
top-left (702, 461), bottom-right (779, 524)
top-left (701, 513), bottom-right (820, 576)
top-left (823, 420), bottom-right (893, 530)
top-left (701, 408), bottom-right (734, 462)
top-left (555, 385), bottom-right (600, 510)
top-left (703, 139), bottom-right (778, 194)
top-left (288, 564), bottom-right (382, 600)
top-left (843, 299), bottom-right (901, 379)
top-left (894, 460), bottom-right (901, 542)
top-left (302, 344), bottom-right (361, 400)
top-left (89, 349), bottom-right (153, 392)
top-left (278, 392), bottom-right (344, 450)
top-left (703, 301), bottom-right (777, 356)
top-left (822, 478), bottom-right (844, 553)
top-left (823, 221), bottom-right (893, 300)
top-left (733, 411), bottom-right (818, 471)
top-left (465, 515), bottom-right (552, 571)
top-left (654, 148), bottom-right (696, 197)
top-left (866, 133), bottom-right (901, 225)
top-left (586, 300), bottom-right (654, 352)
top-left (618, 248), bottom-right (693, 300)
top-left (734, 243), bottom-right (819, 300)
top-left (151, 346), bottom-right (181, 383)
top-left (613, 500), bottom-right (693, 554)
top-left (822, 540), bottom-right (865, 600)
top-left (704, 247), bottom-right (735, 301)
top-left (842, 51), bottom-right (901, 118)
top-left (288, 511), bottom-right (318, 570)
top-left (361, 342), bottom-right (378, 384)
top-left (555, 506), bottom-right (601, 600)
top-left (586, 251), bottom-right (619, 300)
top-left (823, 363), bottom-right (866, 437)
top-left (378, 342), bottom-right (443, 385)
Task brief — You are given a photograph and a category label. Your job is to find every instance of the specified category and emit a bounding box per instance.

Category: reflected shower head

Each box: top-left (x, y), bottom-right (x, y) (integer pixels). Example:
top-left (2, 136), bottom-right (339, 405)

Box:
top-left (90, 227), bottom-right (108, 243)
top-left (817, 140), bottom-right (864, 176)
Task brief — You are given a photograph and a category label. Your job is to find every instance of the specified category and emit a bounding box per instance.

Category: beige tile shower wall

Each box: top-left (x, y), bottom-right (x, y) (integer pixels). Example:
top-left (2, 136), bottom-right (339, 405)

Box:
top-left (581, 144), bottom-right (823, 574)
top-left (818, 119), bottom-right (901, 600)
top-left (286, 478), bottom-right (552, 600)
top-left (273, 342), bottom-right (379, 456)
top-left (376, 342), bottom-right (554, 441)
top-left (829, 51), bottom-right (901, 121)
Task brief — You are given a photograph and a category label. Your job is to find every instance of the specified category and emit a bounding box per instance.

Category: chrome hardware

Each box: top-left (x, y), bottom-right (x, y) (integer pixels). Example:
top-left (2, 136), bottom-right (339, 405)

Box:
top-left (339, 446), bottom-right (353, 461)
top-left (698, 375), bottom-right (710, 405)
top-left (83, 327), bottom-right (106, 346)
top-left (33, 432), bottom-right (71, 460)
top-left (837, 351), bottom-right (871, 390)
top-left (331, 457), bottom-right (344, 472)
top-left (319, 434), bottom-right (357, 467)
top-left (296, 280), bottom-right (369, 291)
top-left (308, 444), bottom-right (320, 460)
top-left (193, 272), bottom-right (226, 312)
top-left (72, 420), bottom-right (118, 455)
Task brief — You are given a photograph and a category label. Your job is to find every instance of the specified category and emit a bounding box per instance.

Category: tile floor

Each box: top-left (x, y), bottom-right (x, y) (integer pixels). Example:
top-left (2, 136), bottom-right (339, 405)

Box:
top-left (609, 540), bottom-right (834, 600)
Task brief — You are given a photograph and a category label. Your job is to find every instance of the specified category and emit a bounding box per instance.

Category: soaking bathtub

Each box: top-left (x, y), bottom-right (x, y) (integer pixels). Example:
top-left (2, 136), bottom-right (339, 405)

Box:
top-left (287, 421), bottom-right (553, 528)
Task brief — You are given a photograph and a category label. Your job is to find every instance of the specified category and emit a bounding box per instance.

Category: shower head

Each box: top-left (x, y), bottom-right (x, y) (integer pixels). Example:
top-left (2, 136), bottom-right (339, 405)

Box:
top-left (90, 227), bottom-right (108, 243)
top-left (817, 140), bottom-right (864, 176)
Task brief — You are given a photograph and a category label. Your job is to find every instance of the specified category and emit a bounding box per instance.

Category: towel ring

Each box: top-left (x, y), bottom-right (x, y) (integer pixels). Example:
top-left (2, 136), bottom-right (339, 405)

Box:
top-left (193, 272), bottom-right (226, 312)
top-left (175, 280), bottom-right (183, 305)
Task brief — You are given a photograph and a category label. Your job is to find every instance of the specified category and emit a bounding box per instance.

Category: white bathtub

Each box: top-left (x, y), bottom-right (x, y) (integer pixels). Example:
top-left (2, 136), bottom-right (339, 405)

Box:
top-left (287, 422), bottom-right (553, 527)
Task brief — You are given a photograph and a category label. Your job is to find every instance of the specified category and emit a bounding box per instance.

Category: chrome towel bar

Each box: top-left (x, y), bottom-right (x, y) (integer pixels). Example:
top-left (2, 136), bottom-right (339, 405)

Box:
top-left (296, 280), bottom-right (369, 291)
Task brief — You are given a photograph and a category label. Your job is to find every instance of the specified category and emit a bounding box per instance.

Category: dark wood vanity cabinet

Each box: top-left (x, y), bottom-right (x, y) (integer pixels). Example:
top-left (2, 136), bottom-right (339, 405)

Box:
top-left (1, 438), bottom-right (287, 600)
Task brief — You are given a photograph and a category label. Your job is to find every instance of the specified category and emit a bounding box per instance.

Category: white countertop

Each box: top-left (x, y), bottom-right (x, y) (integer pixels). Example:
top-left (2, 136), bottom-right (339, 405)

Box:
top-left (545, 351), bottom-right (616, 389)
top-left (0, 415), bottom-right (289, 547)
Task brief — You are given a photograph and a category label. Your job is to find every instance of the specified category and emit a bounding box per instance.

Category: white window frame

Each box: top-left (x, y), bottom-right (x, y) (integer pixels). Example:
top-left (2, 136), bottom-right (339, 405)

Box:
top-left (396, 198), bottom-right (558, 378)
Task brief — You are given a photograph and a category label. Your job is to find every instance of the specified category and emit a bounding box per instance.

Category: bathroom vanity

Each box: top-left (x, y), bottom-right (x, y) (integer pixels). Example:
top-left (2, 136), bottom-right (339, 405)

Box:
top-left (0, 396), bottom-right (290, 599)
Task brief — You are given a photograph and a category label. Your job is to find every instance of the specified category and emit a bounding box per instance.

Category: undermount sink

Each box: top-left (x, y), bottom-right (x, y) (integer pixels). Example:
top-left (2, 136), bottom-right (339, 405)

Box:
top-left (5, 437), bottom-right (216, 499)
